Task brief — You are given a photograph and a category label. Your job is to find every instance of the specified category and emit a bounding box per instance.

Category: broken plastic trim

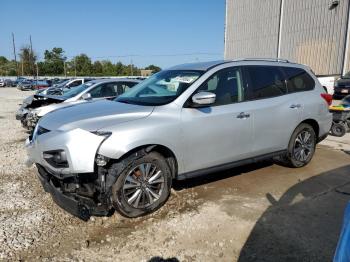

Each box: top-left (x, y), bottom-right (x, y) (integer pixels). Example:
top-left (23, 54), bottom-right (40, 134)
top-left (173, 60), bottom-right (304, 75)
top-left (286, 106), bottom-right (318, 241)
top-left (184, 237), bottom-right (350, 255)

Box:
top-left (95, 154), bottom-right (109, 166)
top-left (91, 131), bottom-right (112, 138)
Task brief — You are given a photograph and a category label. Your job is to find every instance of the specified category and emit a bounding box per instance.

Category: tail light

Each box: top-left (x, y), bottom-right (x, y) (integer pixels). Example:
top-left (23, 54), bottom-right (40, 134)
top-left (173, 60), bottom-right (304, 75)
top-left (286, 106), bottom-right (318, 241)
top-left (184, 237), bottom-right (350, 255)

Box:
top-left (321, 93), bottom-right (332, 106)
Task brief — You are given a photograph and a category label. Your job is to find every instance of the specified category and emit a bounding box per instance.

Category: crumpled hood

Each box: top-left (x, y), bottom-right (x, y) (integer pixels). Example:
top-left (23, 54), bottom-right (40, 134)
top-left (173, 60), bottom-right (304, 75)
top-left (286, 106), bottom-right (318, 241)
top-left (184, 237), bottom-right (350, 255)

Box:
top-left (33, 100), bottom-right (87, 117)
top-left (38, 100), bottom-right (154, 132)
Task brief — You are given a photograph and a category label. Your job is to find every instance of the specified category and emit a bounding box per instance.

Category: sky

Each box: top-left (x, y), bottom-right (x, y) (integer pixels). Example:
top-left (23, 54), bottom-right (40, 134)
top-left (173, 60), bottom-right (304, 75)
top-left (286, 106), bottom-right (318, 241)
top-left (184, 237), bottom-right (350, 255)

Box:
top-left (1, 0), bottom-right (225, 68)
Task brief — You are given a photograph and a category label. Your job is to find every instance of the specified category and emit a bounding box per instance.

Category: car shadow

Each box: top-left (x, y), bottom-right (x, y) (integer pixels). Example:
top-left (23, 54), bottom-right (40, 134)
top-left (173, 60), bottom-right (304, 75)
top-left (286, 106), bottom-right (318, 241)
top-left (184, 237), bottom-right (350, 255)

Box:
top-left (148, 257), bottom-right (179, 262)
top-left (237, 165), bottom-right (350, 261)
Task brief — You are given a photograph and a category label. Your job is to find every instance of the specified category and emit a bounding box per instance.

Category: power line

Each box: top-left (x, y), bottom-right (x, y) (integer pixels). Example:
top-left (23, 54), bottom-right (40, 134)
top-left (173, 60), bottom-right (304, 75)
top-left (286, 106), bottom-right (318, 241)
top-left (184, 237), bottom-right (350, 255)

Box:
top-left (63, 52), bottom-right (223, 60)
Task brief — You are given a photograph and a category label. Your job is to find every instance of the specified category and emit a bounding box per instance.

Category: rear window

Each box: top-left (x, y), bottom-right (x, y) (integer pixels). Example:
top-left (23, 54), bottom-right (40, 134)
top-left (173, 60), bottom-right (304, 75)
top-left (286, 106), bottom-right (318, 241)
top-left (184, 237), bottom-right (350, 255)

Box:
top-left (283, 67), bottom-right (315, 93)
top-left (245, 66), bottom-right (287, 100)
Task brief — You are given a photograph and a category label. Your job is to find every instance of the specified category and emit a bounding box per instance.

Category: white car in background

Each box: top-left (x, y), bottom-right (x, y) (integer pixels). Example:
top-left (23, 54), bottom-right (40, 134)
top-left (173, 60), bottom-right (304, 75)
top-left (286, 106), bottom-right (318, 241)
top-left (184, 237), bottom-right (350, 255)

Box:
top-left (0, 78), bottom-right (5, 87)
top-left (17, 78), bottom-right (140, 130)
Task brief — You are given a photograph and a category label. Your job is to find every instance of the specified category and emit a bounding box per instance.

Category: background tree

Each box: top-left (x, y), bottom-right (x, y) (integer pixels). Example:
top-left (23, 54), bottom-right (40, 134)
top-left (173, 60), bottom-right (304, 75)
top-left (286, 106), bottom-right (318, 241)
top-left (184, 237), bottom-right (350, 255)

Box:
top-left (74, 54), bottom-right (92, 76)
top-left (145, 64), bottom-right (161, 73)
top-left (93, 61), bottom-right (103, 76)
top-left (101, 60), bottom-right (115, 76)
top-left (19, 46), bottom-right (36, 76)
top-left (42, 47), bottom-right (66, 75)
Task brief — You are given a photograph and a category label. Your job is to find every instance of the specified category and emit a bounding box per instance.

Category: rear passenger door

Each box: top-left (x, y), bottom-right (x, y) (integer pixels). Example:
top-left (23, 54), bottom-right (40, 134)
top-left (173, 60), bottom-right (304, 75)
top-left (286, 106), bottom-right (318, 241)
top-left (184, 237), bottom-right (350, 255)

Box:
top-left (244, 65), bottom-right (302, 155)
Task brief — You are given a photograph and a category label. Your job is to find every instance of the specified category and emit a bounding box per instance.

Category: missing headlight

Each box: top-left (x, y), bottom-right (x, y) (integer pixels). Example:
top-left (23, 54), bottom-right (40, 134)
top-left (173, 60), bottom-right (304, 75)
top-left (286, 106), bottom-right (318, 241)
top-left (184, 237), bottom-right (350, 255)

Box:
top-left (43, 150), bottom-right (68, 168)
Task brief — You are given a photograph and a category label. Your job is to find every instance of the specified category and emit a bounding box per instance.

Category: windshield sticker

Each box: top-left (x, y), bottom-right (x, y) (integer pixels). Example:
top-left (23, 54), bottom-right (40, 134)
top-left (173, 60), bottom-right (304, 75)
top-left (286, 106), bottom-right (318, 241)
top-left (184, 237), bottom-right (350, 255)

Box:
top-left (173, 76), bottom-right (199, 84)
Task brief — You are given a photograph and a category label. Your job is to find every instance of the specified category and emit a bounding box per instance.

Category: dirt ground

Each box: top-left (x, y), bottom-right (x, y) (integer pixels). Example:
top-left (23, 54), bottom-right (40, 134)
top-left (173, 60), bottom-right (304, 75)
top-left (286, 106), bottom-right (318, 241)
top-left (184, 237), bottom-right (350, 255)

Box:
top-left (1, 87), bottom-right (350, 261)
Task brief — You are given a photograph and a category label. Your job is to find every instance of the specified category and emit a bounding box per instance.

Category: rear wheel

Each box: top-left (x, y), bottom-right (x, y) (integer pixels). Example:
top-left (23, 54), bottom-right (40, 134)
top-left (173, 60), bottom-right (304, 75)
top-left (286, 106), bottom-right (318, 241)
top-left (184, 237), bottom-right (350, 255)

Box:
top-left (111, 151), bottom-right (172, 218)
top-left (283, 123), bottom-right (316, 168)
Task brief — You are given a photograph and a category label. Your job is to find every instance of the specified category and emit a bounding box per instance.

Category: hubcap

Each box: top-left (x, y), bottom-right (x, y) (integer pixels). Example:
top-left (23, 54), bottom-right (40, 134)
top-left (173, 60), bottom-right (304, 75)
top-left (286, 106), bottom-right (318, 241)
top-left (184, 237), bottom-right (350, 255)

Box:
top-left (293, 130), bottom-right (313, 162)
top-left (123, 163), bottom-right (165, 209)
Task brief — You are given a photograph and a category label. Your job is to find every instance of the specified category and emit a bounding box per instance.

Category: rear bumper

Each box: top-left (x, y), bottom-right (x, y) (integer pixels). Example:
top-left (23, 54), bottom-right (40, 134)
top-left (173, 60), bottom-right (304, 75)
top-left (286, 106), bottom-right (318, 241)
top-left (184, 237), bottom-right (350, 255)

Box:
top-left (36, 165), bottom-right (110, 220)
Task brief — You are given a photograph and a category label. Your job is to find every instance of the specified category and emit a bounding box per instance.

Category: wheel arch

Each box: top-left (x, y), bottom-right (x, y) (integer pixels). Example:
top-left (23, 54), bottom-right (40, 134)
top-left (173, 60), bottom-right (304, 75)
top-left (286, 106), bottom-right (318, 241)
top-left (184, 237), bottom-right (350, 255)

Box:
top-left (115, 144), bottom-right (179, 178)
top-left (300, 119), bottom-right (320, 139)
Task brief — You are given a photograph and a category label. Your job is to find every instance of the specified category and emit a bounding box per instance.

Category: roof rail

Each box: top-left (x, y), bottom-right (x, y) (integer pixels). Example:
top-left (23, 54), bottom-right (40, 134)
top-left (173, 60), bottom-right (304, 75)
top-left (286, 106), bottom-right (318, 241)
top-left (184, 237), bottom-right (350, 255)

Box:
top-left (232, 58), bottom-right (291, 63)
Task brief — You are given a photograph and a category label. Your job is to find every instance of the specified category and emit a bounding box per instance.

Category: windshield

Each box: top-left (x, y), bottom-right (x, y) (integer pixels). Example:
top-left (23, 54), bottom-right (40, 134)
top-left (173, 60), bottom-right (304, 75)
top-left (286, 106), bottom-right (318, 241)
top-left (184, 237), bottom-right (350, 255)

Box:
top-left (343, 72), bottom-right (350, 79)
top-left (342, 95), bottom-right (350, 106)
top-left (62, 83), bottom-right (94, 98)
top-left (116, 70), bottom-right (203, 106)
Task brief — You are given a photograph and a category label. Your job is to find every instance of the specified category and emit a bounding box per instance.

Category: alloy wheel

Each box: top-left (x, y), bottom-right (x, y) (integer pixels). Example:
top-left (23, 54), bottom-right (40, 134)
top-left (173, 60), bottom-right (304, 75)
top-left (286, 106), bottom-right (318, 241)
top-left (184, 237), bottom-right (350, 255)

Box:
top-left (293, 130), bottom-right (313, 162)
top-left (122, 163), bottom-right (165, 209)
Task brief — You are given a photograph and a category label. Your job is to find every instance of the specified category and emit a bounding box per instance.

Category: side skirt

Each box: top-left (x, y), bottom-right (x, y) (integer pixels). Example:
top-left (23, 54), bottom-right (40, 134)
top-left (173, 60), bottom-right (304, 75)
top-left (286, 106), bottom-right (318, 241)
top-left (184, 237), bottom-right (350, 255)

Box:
top-left (176, 150), bottom-right (287, 181)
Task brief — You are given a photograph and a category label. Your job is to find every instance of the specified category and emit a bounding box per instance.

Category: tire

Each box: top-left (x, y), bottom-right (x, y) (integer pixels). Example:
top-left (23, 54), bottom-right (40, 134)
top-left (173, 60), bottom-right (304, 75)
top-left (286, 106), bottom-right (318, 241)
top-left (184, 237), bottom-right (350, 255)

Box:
top-left (283, 123), bottom-right (316, 168)
top-left (330, 122), bottom-right (347, 137)
top-left (110, 151), bottom-right (172, 218)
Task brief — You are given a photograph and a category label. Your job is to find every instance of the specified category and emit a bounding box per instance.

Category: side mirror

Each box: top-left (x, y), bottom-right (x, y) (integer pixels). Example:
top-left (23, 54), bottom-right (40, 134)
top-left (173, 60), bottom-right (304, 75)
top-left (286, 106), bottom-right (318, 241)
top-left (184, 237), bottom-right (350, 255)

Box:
top-left (82, 93), bottom-right (92, 100)
top-left (192, 91), bottom-right (216, 106)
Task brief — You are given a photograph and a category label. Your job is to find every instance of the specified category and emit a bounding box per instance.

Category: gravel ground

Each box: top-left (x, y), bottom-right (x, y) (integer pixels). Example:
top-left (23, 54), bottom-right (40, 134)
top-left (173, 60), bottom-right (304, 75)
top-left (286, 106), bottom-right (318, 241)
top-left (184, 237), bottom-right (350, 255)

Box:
top-left (1, 88), bottom-right (350, 261)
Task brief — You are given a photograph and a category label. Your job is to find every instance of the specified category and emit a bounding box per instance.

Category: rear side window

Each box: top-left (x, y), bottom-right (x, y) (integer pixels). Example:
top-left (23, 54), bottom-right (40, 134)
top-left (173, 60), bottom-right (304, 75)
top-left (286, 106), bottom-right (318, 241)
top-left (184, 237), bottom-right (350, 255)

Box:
top-left (245, 66), bottom-right (287, 100)
top-left (283, 67), bottom-right (315, 93)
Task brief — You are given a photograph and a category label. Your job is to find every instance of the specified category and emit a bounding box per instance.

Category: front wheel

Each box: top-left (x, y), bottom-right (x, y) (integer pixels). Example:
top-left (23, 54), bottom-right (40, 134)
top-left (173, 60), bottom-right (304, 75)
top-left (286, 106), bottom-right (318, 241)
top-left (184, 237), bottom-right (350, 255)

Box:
top-left (283, 123), bottom-right (316, 168)
top-left (110, 151), bottom-right (172, 218)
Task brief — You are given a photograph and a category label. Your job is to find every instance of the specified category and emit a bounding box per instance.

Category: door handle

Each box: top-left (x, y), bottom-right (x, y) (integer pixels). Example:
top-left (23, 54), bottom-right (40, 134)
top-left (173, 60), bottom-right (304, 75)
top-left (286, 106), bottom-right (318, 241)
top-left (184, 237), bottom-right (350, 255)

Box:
top-left (237, 112), bottom-right (250, 119)
top-left (290, 104), bottom-right (301, 109)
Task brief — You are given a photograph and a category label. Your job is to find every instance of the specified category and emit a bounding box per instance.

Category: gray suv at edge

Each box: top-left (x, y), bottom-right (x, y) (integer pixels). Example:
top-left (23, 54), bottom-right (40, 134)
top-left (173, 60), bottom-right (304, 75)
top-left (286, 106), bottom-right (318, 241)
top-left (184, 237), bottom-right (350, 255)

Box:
top-left (26, 59), bottom-right (332, 220)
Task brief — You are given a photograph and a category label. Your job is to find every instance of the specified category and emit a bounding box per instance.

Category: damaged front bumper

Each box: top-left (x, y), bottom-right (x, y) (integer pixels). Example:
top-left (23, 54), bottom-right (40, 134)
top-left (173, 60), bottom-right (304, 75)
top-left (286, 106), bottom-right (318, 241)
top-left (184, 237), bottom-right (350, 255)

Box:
top-left (36, 164), bottom-right (111, 221)
top-left (26, 127), bottom-right (114, 220)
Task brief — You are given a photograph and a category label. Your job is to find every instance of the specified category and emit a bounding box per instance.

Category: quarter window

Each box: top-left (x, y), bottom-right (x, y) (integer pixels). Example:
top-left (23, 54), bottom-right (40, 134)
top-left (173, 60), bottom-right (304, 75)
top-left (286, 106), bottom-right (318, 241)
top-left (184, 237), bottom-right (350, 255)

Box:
top-left (245, 66), bottom-right (287, 100)
top-left (197, 67), bottom-right (245, 106)
top-left (283, 67), bottom-right (315, 93)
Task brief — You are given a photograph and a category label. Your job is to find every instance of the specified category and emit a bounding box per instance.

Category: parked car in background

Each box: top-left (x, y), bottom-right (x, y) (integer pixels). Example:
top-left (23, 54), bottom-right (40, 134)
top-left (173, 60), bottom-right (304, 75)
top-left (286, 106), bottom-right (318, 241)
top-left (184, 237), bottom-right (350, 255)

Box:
top-left (26, 59), bottom-right (332, 220)
top-left (0, 79), bottom-right (5, 87)
top-left (334, 72), bottom-right (350, 99)
top-left (4, 79), bottom-right (15, 87)
top-left (17, 78), bottom-right (140, 131)
top-left (39, 78), bottom-right (94, 95)
top-left (32, 80), bottom-right (50, 90)
top-left (17, 79), bottom-right (34, 91)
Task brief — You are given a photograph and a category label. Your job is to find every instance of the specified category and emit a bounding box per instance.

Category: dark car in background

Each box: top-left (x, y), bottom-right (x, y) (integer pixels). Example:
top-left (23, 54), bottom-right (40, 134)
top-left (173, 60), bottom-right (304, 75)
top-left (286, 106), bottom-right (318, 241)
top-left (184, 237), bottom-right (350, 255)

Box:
top-left (17, 79), bottom-right (34, 91)
top-left (334, 72), bottom-right (350, 99)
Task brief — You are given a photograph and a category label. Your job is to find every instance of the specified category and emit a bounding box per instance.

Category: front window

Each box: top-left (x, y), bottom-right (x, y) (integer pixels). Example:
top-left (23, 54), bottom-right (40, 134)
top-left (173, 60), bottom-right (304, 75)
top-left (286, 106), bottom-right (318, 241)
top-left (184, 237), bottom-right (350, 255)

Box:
top-left (61, 82), bottom-right (94, 99)
top-left (116, 70), bottom-right (203, 106)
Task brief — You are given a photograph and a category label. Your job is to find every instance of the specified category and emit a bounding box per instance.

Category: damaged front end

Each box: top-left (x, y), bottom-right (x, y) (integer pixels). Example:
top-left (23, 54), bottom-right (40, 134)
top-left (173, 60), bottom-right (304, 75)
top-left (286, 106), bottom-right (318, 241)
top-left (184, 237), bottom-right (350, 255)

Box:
top-left (36, 164), bottom-right (113, 221)
top-left (16, 94), bottom-right (65, 130)
top-left (27, 127), bottom-right (115, 221)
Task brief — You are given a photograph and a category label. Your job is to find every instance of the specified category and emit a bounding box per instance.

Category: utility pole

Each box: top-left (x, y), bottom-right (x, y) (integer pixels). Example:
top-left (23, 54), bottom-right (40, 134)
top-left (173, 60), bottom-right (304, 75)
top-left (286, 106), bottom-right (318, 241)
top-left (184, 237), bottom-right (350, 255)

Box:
top-left (11, 33), bottom-right (18, 77)
top-left (74, 58), bottom-right (77, 77)
top-left (29, 35), bottom-right (34, 78)
top-left (21, 62), bottom-right (24, 76)
top-left (130, 59), bottom-right (133, 76)
top-left (64, 61), bottom-right (67, 77)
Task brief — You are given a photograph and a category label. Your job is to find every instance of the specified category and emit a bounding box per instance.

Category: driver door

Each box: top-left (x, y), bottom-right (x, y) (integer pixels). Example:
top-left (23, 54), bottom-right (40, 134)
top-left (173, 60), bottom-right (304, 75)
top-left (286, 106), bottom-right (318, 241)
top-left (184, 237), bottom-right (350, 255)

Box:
top-left (180, 67), bottom-right (254, 173)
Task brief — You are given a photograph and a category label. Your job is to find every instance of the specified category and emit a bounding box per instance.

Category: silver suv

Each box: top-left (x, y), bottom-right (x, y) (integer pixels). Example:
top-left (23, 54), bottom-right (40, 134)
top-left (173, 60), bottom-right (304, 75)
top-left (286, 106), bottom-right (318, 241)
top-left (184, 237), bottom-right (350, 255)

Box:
top-left (26, 60), bottom-right (332, 220)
